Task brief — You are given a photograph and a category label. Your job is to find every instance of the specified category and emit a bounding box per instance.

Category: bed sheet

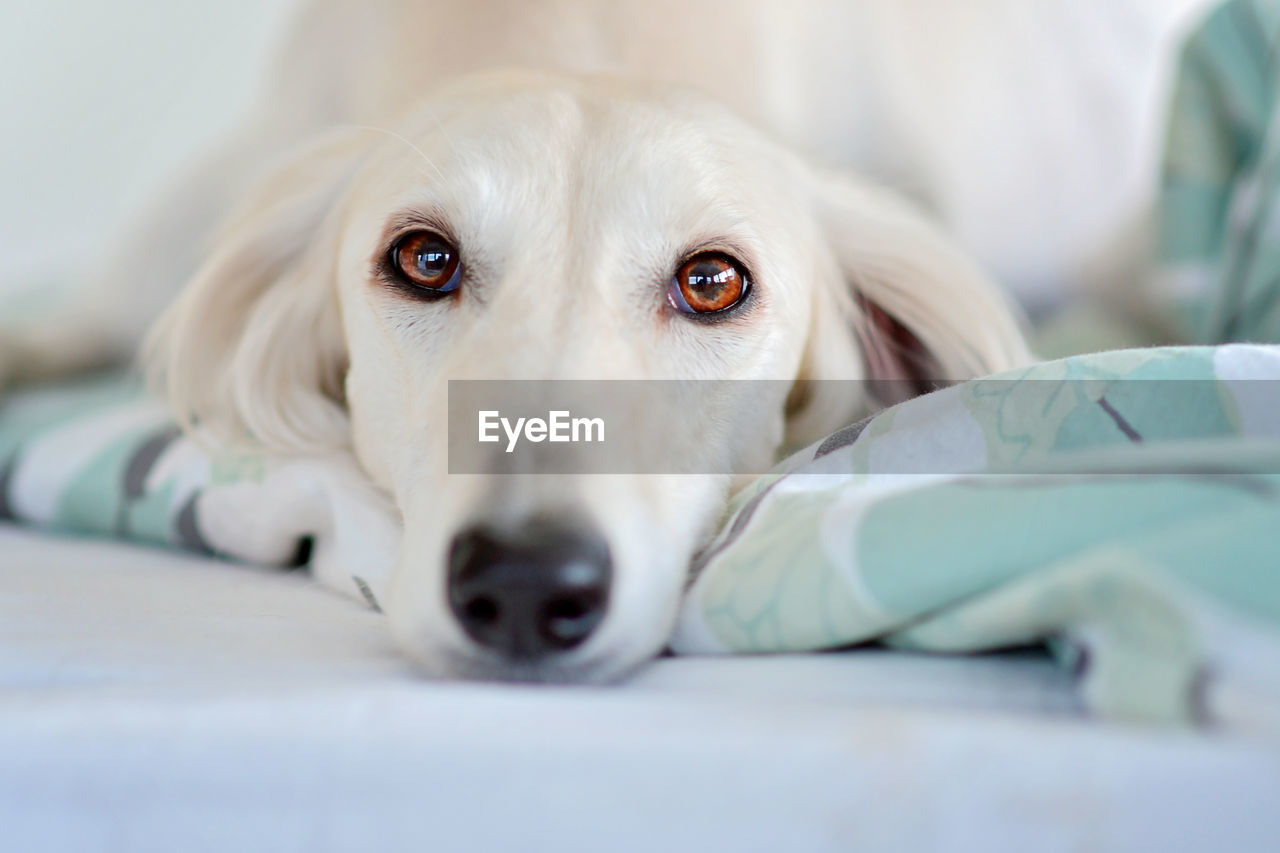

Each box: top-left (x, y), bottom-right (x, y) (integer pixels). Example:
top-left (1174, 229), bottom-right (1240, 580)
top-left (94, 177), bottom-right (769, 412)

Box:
top-left (2, 525), bottom-right (1276, 852)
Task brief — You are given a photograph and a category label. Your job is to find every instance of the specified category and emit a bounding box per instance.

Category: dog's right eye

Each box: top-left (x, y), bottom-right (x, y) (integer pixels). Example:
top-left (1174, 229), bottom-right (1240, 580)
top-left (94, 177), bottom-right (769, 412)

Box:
top-left (389, 231), bottom-right (462, 294)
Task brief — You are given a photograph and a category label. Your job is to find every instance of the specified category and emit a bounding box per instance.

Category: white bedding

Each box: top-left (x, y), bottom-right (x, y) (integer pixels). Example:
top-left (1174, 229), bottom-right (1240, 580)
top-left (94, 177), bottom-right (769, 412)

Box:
top-left (1, 524), bottom-right (1277, 852)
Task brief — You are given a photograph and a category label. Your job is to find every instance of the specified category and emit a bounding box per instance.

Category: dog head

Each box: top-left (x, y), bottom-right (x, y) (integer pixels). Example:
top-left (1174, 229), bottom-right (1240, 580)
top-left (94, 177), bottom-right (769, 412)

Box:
top-left (148, 70), bottom-right (1029, 681)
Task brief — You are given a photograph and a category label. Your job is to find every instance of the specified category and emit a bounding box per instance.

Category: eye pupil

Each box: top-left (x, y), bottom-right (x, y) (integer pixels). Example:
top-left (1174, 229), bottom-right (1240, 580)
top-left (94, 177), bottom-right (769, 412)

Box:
top-left (417, 248), bottom-right (450, 277)
top-left (687, 260), bottom-right (732, 293)
top-left (671, 253), bottom-right (749, 315)
top-left (391, 230), bottom-right (461, 294)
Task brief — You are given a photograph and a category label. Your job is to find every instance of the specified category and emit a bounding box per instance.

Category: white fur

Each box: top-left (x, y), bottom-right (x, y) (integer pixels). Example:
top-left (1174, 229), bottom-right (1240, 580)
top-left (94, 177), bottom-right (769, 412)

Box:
top-left (3, 3), bottom-right (1032, 681)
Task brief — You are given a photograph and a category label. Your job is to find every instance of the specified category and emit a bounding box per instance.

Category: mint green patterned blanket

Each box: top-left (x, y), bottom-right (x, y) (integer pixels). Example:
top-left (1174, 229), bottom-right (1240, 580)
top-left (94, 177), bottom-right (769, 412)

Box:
top-left (2, 345), bottom-right (1279, 729)
top-left (1157, 0), bottom-right (1280, 343)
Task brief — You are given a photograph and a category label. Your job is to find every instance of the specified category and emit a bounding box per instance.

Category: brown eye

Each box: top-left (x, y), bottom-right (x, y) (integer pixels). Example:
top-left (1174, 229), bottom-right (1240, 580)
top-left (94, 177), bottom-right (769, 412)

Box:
top-left (669, 253), bottom-right (750, 315)
top-left (390, 230), bottom-right (462, 293)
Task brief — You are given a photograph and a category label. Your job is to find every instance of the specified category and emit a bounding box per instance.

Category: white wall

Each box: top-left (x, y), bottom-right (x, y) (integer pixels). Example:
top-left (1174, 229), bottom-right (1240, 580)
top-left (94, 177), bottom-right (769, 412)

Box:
top-left (0, 0), bottom-right (1216, 310)
top-left (0, 0), bottom-right (298, 292)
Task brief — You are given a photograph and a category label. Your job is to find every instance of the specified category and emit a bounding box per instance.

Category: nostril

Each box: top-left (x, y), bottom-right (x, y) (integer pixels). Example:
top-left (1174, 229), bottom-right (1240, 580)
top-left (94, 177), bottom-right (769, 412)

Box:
top-left (545, 597), bottom-right (588, 623)
top-left (462, 596), bottom-right (500, 627)
top-left (540, 593), bottom-right (604, 648)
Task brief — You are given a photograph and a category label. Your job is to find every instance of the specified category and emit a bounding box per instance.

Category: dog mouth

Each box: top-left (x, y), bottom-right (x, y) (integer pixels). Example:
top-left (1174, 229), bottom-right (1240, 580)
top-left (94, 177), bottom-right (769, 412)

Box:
top-left (433, 644), bottom-right (645, 685)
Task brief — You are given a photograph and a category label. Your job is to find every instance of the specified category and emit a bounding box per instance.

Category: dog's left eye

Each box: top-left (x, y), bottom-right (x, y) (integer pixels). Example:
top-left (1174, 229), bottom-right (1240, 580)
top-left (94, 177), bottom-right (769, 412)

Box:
top-left (668, 253), bottom-right (750, 315)
top-left (390, 230), bottom-right (462, 294)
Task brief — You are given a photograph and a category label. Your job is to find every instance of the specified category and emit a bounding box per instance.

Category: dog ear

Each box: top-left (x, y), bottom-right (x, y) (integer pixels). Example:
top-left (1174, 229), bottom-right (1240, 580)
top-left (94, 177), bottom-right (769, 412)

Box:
top-left (145, 128), bottom-right (372, 453)
top-left (786, 170), bottom-right (1032, 446)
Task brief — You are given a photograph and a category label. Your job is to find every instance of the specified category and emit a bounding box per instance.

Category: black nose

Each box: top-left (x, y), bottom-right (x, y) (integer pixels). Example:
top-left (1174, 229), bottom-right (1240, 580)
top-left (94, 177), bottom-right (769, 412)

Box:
top-left (447, 519), bottom-right (612, 660)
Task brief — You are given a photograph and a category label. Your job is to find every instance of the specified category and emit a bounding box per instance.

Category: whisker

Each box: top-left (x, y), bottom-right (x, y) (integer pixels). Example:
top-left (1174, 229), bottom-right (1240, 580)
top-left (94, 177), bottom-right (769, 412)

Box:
top-left (339, 123), bottom-right (447, 181)
top-left (417, 101), bottom-right (460, 162)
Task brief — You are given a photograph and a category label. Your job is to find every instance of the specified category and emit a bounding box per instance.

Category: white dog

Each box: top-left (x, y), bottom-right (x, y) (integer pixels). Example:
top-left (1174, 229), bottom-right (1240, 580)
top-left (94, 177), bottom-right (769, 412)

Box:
top-left (1, 0), bottom-right (1030, 682)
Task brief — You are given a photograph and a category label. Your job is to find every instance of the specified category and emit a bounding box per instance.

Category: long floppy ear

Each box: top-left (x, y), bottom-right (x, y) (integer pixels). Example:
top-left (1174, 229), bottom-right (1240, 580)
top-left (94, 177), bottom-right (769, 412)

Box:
top-left (787, 170), bottom-right (1033, 445)
top-left (145, 128), bottom-right (371, 454)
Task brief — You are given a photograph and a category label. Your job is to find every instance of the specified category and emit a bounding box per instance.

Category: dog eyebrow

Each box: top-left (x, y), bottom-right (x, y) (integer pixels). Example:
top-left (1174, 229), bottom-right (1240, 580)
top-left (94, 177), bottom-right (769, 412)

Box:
top-left (677, 236), bottom-right (757, 271)
top-left (381, 210), bottom-right (458, 244)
